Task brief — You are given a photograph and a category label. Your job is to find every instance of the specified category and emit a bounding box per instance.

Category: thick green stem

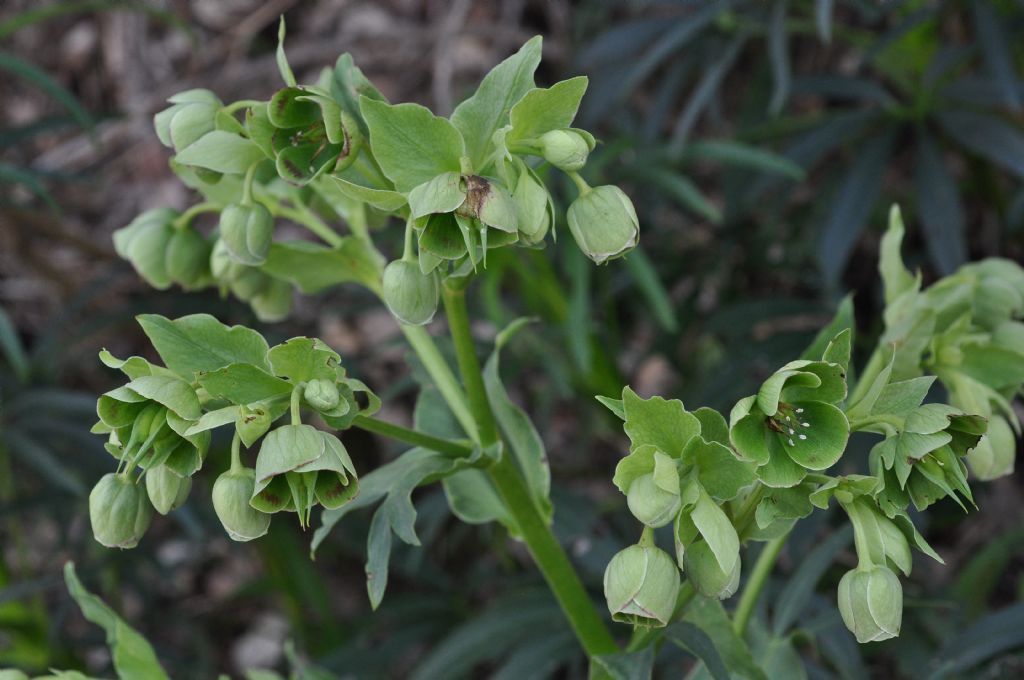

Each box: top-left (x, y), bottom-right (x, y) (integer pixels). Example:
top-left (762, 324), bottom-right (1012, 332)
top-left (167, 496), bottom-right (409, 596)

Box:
top-left (351, 414), bottom-right (474, 458)
top-left (440, 281), bottom-right (619, 658)
top-left (732, 531), bottom-right (789, 636)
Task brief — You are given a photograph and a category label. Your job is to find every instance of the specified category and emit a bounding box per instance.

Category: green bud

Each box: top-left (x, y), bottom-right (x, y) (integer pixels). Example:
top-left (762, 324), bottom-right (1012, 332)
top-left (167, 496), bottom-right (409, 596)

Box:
top-left (166, 227), bottom-right (212, 289)
top-left (236, 405), bottom-right (272, 448)
top-left (145, 464), bottom-right (191, 515)
top-left (382, 260), bottom-right (439, 326)
top-left (626, 473), bottom-right (681, 529)
top-left (683, 539), bottom-right (740, 600)
top-left (113, 208), bottom-right (177, 290)
top-left (228, 265), bottom-right (271, 302)
top-left (603, 543), bottom-right (680, 627)
top-left (220, 203), bottom-right (274, 266)
top-left (89, 472), bottom-right (153, 549)
top-left (210, 237), bottom-right (233, 280)
top-left (837, 566), bottom-right (903, 643)
top-left (512, 167), bottom-right (552, 245)
top-left (250, 277), bottom-right (293, 323)
top-left (153, 89), bottom-right (221, 151)
top-left (567, 185), bottom-right (639, 264)
top-left (538, 129), bottom-right (590, 172)
top-left (967, 415), bottom-right (1015, 480)
top-left (304, 378), bottom-right (340, 411)
top-left (212, 468), bottom-right (271, 542)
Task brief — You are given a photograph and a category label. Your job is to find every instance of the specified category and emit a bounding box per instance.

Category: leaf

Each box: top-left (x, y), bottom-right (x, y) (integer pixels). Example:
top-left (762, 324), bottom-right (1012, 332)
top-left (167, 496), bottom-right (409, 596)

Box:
top-left (915, 131), bottom-right (966, 274)
top-left (971, 2), bottom-right (1020, 111)
top-left (683, 140), bottom-right (805, 181)
top-left (450, 36), bottom-right (542, 169)
top-left (64, 563), bottom-right (170, 680)
top-left (365, 507), bottom-right (392, 609)
top-left (0, 51), bottom-right (92, 132)
top-left (137, 314), bottom-right (271, 379)
top-left (633, 167), bottom-right (722, 223)
top-left (267, 337), bottom-right (340, 383)
top-left (623, 248), bottom-right (678, 332)
top-left (767, 0), bottom-right (790, 116)
top-left (816, 0), bottom-right (835, 43)
top-left (682, 597), bottom-right (770, 680)
top-left (182, 405), bottom-right (239, 436)
top-left (174, 131), bottom-right (265, 174)
top-left (665, 622), bottom-right (730, 680)
top-left (0, 307), bottom-right (29, 382)
top-left (125, 375), bottom-right (202, 420)
top-left (690, 490), bottom-right (740, 575)
top-left (261, 239), bottom-right (383, 293)
top-left (483, 320), bottom-right (552, 521)
top-left (275, 17), bottom-right (295, 87)
top-left (928, 603), bottom-right (1024, 679)
top-left (870, 376), bottom-right (934, 417)
top-left (817, 128), bottom-right (895, 288)
top-left (622, 387), bottom-right (701, 457)
top-left (801, 295), bottom-right (854, 364)
top-left (329, 175), bottom-right (406, 211)
top-left (3, 429), bottom-right (86, 497)
top-left (408, 171), bottom-right (465, 219)
top-left (361, 97), bottom-right (465, 192)
top-left (593, 648), bottom-right (654, 680)
top-left (596, 395), bottom-right (626, 420)
top-left (198, 363), bottom-right (293, 404)
top-left (773, 526), bottom-right (852, 634)
top-left (507, 76), bottom-right (588, 143)
top-left (937, 110), bottom-right (1024, 179)
top-left (669, 34), bottom-right (747, 150)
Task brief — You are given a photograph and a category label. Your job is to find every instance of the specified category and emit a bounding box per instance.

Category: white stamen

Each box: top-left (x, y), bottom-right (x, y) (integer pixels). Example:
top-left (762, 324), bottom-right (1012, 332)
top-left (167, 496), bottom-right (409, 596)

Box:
top-left (801, 422), bottom-right (810, 428)
top-left (799, 434), bottom-right (807, 440)
top-left (788, 438), bottom-right (795, 446)
top-left (784, 415), bottom-right (791, 422)
top-left (788, 428), bottom-right (795, 434)
top-left (796, 408), bottom-right (804, 413)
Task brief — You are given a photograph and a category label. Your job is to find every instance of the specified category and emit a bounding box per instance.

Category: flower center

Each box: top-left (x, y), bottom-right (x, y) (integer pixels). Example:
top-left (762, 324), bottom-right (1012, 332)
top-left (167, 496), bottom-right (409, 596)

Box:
top-left (766, 403), bottom-right (811, 447)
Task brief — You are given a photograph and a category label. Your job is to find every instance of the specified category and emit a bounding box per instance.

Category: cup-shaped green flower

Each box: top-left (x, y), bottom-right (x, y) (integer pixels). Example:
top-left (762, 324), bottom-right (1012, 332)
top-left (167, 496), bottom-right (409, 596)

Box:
top-left (538, 129), bottom-right (590, 172)
top-left (382, 260), bottom-right (439, 326)
top-left (220, 203), bottom-right (274, 266)
top-left (145, 464), bottom-right (191, 515)
top-left (730, 360), bottom-right (850, 488)
top-left (683, 539), bottom-right (741, 600)
top-left (213, 467), bottom-right (271, 542)
top-left (154, 89), bottom-right (221, 152)
top-left (837, 565), bottom-right (903, 643)
top-left (967, 415), bottom-right (1015, 480)
top-left (567, 185), bottom-right (639, 265)
top-left (89, 472), bottom-right (153, 549)
top-left (603, 543), bottom-right (680, 627)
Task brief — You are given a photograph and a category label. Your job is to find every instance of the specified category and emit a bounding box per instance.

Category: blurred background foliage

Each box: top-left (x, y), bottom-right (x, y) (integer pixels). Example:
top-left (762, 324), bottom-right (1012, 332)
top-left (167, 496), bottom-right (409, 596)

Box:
top-left (1, 0), bottom-right (1023, 678)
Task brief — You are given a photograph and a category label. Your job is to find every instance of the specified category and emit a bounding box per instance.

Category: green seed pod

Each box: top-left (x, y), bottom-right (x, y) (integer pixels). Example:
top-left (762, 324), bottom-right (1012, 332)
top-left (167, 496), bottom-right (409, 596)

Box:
top-left (220, 203), bottom-right (274, 266)
top-left (967, 415), bottom-right (1015, 480)
top-left (250, 277), bottom-right (293, 323)
top-left (236, 405), bottom-right (272, 448)
top-left (145, 464), bottom-right (191, 515)
top-left (837, 566), bottom-right (903, 643)
top-left (626, 473), bottom-right (681, 529)
top-left (567, 185), bottom-right (639, 265)
top-left (165, 227), bottom-right (213, 289)
top-left (212, 468), bottom-right (271, 542)
top-left (512, 167), bottom-right (552, 245)
top-left (382, 260), bottom-right (439, 326)
top-left (304, 378), bottom-right (340, 411)
top-left (683, 539), bottom-right (740, 600)
top-left (89, 472), bottom-right (153, 549)
top-left (538, 129), bottom-right (590, 172)
top-left (603, 543), bottom-right (680, 627)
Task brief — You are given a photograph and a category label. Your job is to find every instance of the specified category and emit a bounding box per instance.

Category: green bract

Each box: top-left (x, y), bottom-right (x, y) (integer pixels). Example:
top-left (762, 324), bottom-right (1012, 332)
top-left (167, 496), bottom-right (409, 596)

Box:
top-left (603, 543), bottom-right (679, 627)
top-left (837, 566), bottom-right (903, 643)
top-left (567, 185), bottom-right (639, 265)
top-left (89, 473), bottom-right (153, 549)
top-left (729, 358), bottom-right (850, 487)
top-left (212, 468), bottom-right (271, 542)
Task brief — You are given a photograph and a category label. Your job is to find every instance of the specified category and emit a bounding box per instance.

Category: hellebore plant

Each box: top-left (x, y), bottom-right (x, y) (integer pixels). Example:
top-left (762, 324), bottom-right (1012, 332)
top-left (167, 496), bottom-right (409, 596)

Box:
top-left (79, 23), bottom-right (1024, 677)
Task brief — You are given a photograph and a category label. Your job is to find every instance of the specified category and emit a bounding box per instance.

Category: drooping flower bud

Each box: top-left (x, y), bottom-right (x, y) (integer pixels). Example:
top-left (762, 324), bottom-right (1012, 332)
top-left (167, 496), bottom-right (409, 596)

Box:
top-left (603, 543), bottom-right (680, 627)
top-left (512, 167), bottom-right (553, 245)
top-left (837, 566), bottom-right (903, 643)
top-left (250, 277), bottom-right (293, 323)
top-left (382, 260), bottom-right (439, 326)
top-left (153, 89), bottom-right (221, 152)
top-left (212, 468), bottom-right (271, 542)
top-left (304, 378), bottom-right (340, 412)
top-left (236, 404), bottom-right (272, 447)
top-left (145, 464), bottom-right (192, 515)
top-left (538, 129), bottom-right (590, 172)
top-left (89, 473), bottom-right (153, 549)
top-left (626, 472), bottom-right (681, 529)
top-left (112, 208), bottom-right (178, 290)
top-left (567, 185), bottom-right (639, 265)
top-left (166, 227), bottom-right (213, 289)
top-left (966, 415), bottom-right (1015, 480)
top-left (683, 539), bottom-right (740, 600)
top-left (220, 203), bottom-right (274, 266)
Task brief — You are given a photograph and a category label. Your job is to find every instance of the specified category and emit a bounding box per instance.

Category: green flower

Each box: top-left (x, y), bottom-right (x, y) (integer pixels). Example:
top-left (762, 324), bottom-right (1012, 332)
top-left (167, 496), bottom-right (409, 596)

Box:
top-left (145, 464), bottom-right (191, 515)
top-left (89, 472), bottom-right (153, 549)
top-left (511, 162), bottom-right (553, 245)
top-left (837, 566), bottom-right (903, 643)
top-left (683, 539), bottom-right (740, 600)
top-left (603, 543), bottom-right (680, 627)
top-left (870, 404), bottom-right (985, 512)
top-left (566, 185), bottom-right (638, 264)
top-left (154, 89), bottom-right (222, 153)
top-left (252, 425), bottom-right (358, 525)
top-left (730, 360), bottom-right (850, 488)
top-left (220, 203), bottom-right (274, 266)
top-left (537, 129), bottom-right (591, 172)
top-left (613, 445), bottom-right (681, 528)
top-left (266, 87), bottom-right (362, 184)
top-left (212, 467), bottom-right (271, 542)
